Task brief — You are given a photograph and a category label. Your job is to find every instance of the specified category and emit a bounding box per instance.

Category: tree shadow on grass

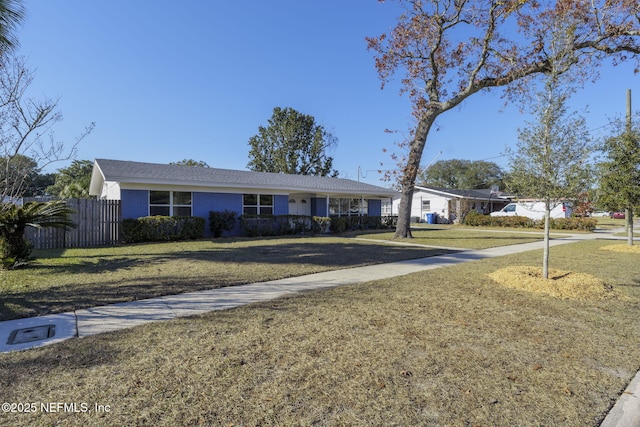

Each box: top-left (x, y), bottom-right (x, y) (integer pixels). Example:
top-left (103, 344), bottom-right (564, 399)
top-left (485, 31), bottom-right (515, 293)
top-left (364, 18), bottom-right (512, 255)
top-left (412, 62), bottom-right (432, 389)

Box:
top-left (30, 242), bottom-right (459, 273)
top-left (2, 241), bottom-right (463, 321)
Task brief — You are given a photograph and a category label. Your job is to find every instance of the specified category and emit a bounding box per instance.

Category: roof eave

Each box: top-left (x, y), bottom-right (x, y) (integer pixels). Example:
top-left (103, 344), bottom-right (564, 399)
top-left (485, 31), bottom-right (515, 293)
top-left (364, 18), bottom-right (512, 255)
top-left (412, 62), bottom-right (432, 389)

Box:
top-left (113, 179), bottom-right (395, 197)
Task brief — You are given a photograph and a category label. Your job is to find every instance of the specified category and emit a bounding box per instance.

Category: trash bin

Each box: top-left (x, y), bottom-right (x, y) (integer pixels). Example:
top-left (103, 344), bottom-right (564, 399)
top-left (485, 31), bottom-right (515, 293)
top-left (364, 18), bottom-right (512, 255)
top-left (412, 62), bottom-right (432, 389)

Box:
top-left (426, 213), bottom-right (436, 224)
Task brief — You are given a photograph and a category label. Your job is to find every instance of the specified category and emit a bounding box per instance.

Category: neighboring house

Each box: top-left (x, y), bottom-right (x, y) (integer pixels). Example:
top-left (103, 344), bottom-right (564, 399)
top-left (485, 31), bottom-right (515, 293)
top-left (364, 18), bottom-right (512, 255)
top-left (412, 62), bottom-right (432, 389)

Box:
top-left (388, 186), bottom-right (511, 223)
top-left (89, 159), bottom-right (397, 236)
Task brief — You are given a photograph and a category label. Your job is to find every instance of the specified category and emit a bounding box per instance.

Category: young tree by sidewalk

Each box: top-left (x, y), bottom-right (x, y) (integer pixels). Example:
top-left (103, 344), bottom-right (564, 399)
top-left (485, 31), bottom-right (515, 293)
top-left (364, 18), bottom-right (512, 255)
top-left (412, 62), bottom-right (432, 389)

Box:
top-left (506, 25), bottom-right (594, 279)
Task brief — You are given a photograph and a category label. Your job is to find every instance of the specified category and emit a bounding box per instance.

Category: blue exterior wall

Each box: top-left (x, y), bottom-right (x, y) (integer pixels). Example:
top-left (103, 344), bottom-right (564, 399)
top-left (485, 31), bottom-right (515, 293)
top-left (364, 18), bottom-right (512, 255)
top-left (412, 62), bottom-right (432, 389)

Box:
top-left (193, 192), bottom-right (243, 236)
top-left (121, 190), bottom-right (388, 236)
top-left (368, 199), bottom-right (382, 216)
top-left (311, 197), bottom-right (328, 217)
top-left (274, 195), bottom-right (289, 215)
top-left (122, 190), bottom-right (149, 219)
top-left (122, 190), bottom-right (288, 237)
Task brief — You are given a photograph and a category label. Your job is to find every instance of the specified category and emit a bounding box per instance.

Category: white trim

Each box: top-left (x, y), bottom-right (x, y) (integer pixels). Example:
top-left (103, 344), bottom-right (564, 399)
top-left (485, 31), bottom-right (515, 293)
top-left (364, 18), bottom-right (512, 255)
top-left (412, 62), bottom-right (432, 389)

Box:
top-left (108, 178), bottom-right (392, 197)
top-left (325, 195), bottom-right (329, 217)
top-left (149, 190), bottom-right (193, 216)
top-left (242, 193), bottom-right (274, 215)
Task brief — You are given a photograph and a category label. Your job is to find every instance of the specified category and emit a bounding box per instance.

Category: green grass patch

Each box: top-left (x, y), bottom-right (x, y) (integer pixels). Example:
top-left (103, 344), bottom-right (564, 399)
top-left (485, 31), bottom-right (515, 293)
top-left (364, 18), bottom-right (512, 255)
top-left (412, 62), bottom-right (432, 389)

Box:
top-left (595, 217), bottom-right (630, 229)
top-left (1, 239), bottom-right (639, 426)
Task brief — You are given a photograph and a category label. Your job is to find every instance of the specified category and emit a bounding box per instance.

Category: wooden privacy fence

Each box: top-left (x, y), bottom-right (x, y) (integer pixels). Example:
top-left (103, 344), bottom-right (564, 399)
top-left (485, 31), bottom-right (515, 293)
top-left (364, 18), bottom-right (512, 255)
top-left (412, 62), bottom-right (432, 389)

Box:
top-left (24, 199), bottom-right (121, 249)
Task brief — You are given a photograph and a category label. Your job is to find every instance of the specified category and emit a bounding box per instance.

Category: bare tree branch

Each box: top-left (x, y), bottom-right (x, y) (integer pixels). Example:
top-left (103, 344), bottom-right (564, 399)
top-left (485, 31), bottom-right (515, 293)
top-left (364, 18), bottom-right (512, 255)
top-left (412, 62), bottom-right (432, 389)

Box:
top-left (368, 0), bottom-right (640, 238)
top-left (0, 55), bottom-right (94, 204)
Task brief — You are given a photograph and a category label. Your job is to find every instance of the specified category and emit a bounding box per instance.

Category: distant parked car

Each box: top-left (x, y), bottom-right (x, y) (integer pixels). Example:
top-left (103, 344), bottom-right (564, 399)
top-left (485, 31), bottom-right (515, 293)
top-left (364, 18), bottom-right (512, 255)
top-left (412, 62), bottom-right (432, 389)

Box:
top-left (611, 212), bottom-right (626, 219)
top-left (490, 202), bottom-right (572, 220)
top-left (590, 211), bottom-right (611, 217)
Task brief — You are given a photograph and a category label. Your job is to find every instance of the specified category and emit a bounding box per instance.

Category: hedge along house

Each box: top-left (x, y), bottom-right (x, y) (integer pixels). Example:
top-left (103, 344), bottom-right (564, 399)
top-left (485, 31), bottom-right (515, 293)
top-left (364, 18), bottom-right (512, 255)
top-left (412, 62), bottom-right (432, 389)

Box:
top-left (89, 159), bottom-right (397, 236)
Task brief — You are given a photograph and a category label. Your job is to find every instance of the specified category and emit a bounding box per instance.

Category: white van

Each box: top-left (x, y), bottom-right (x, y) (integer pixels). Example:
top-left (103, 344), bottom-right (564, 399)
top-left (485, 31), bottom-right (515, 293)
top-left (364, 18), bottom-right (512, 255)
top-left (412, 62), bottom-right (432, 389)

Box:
top-left (490, 202), bottom-right (572, 220)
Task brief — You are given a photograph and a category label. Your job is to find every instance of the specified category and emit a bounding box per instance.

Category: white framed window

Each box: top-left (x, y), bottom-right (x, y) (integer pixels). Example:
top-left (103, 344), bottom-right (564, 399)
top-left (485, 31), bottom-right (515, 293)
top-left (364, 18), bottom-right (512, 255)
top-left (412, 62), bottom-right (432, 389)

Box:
top-left (149, 191), bottom-right (192, 216)
top-left (329, 197), bottom-right (368, 216)
top-left (381, 200), bottom-right (392, 215)
top-left (421, 199), bottom-right (431, 212)
top-left (243, 194), bottom-right (273, 215)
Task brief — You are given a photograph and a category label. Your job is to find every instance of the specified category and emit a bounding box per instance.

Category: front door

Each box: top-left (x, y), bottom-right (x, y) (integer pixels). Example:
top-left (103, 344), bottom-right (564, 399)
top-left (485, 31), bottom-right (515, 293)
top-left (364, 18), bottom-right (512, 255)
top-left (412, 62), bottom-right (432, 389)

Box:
top-left (288, 196), bottom-right (310, 216)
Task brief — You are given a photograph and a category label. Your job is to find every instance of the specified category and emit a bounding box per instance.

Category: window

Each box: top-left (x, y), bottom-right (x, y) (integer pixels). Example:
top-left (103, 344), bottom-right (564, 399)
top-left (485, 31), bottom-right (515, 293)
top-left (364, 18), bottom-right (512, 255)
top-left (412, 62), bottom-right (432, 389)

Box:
top-left (421, 199), bottom-right (431, 212)
top-left (329, 197), bottom-right (368, 216)
top-left (149, 191), bottom-right (192, 216)
top-left (243, 194), bottom-right (273, 215)
top-left (381, 201), bottom-right (392, 215)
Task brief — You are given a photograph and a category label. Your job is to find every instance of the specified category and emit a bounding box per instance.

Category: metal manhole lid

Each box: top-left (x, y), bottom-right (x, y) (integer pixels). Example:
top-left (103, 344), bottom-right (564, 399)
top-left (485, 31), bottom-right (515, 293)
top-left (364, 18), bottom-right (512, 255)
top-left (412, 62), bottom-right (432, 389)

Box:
top-left (7, 325), bottom-right (56, 345)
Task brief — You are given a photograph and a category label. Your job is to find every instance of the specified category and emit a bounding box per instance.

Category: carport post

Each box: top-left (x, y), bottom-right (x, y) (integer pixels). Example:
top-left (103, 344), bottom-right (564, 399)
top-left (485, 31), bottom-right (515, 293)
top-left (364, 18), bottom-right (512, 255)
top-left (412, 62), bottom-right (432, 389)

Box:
top-left (326, 195), bottom-right (329, 217)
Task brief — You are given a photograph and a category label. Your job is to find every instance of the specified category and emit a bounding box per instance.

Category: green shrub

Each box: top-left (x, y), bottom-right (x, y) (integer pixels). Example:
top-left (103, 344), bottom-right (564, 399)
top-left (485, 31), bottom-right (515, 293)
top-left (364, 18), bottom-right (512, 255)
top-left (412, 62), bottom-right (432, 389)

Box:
top-left (327, 216), bottom-right (396, 233)
top-left (547, 217), bottom-right (597, 231)
top-left (122, 216), bottom-right (205, 243)
top-left (283, 215), bottom-right (312, 234)
top-left (462, 211), bottom-right (491, 227)
top-left (311, 216), bottom-right (331, 234)
top-left (0, 201), bottom-right (74, 269)
top-left (501, 216), bottom-right (537, 228)
top-left (381, 215), bottom-right (398, 229)
top-left (240, 215), bottom-right (282, 237)
top-left (0, 235), bottom-right (32, 269)
top-left (463, 212), bottom-right (597, 231)
top-left (329, 217), bottom-right (348, 233)
top-left (239, 215), bottom-right (394, 237)
top-left (463, 213), bottom-right (536, 228)
top-left (177, 216), bottom-right (206, 239)
top-left (241, 215), bottom-right (334, 237)
top-left (209, 210), bottom-right (238, 238)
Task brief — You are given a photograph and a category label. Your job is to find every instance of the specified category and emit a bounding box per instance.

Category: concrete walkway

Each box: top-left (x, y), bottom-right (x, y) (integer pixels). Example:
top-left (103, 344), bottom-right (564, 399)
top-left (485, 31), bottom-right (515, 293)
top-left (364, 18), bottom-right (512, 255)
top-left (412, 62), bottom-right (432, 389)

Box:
top-left (1, 227), bottom-right (638, 425)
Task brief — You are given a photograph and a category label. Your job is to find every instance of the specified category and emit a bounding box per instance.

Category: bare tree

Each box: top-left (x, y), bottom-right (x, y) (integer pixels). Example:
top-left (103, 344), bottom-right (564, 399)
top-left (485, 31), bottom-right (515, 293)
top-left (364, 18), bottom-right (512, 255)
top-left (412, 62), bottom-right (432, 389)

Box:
top-left (367, 0), bottom-right (640, 238)
top-left (0, 55), bottom-right (94, 205)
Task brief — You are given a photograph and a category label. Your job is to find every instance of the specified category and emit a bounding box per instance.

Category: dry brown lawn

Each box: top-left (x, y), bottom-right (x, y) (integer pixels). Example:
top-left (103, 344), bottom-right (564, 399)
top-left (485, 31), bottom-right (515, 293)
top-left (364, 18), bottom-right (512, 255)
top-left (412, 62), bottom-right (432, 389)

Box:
top-left (487, 266), bottom-right (622, 301)
top-left (1, 239), bottom-right (639, 426)
top-left (600, 243), bottom-right (640, 254)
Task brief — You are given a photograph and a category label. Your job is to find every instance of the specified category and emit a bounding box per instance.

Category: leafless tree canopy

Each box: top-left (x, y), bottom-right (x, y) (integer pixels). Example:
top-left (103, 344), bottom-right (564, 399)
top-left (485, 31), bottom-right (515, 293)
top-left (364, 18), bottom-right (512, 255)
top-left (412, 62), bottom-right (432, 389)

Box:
top-left (368, 0), bottom-right (640, 238)
top-left (0, 55), bottom-right (94, 203)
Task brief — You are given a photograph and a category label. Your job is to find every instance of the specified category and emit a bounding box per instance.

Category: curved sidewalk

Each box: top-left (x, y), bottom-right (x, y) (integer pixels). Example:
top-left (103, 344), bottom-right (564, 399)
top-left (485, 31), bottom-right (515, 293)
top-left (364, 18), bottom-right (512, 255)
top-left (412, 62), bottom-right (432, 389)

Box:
top-left (0, 233), bottom-right (598, 353)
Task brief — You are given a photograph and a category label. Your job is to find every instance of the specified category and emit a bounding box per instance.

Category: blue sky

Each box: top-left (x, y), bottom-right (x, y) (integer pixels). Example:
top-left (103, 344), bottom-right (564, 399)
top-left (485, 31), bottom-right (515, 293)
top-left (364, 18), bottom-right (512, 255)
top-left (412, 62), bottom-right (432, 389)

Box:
top-left (17, 0), bottom-right (639, 186)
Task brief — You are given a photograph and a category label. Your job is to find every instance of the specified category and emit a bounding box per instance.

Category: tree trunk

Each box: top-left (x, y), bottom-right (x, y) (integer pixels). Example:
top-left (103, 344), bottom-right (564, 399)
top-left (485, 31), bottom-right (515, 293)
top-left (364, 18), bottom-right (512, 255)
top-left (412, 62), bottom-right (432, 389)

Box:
top-left (395, 184), bottom-right (415, 238)
top-left (394, 112), bottom-right (438, 239)
top-left (542, 209), bottom-right (550, 279)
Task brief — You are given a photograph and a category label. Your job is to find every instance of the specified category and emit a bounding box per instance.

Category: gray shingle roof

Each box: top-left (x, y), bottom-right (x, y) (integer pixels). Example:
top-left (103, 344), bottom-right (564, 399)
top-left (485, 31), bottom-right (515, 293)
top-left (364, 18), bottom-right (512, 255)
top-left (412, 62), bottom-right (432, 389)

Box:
top-left (415, 186), bottom-right (506, 200)
top-left (93, 159), bottom-right (396, 196)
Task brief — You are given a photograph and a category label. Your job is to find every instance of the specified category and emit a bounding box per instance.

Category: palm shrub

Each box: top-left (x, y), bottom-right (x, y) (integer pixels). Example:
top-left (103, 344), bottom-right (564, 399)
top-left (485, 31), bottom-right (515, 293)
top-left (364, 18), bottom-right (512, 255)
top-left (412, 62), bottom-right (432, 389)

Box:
top-left (0, 201), bottom-right (75, 269)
